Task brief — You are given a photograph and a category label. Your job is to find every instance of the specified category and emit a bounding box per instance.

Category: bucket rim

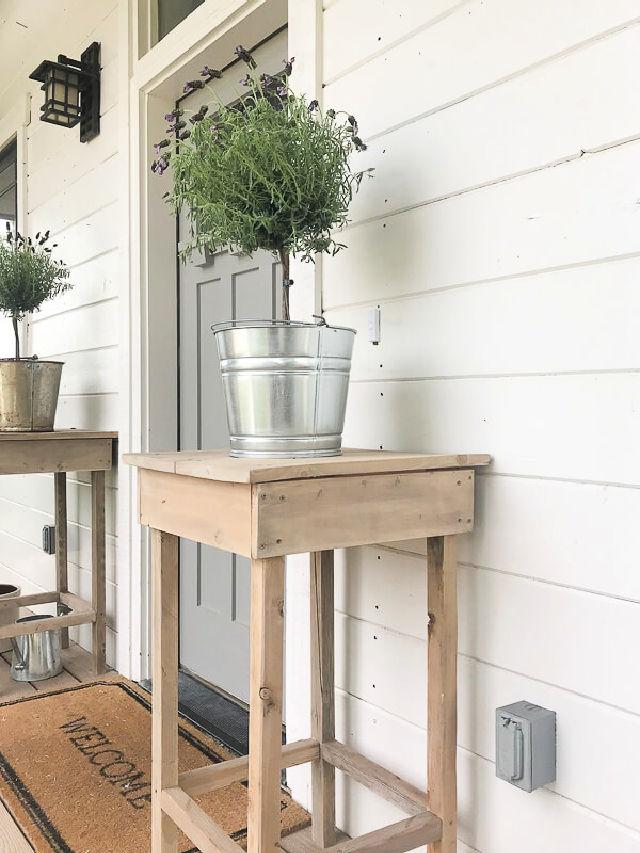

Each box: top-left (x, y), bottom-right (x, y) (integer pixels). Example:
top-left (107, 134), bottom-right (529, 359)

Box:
top-left (0, 358), bottom-right (64, 366)
top-left (16, 614), bottom-right (51, 623)
top-left (211, 319), bottom-right (356, 335)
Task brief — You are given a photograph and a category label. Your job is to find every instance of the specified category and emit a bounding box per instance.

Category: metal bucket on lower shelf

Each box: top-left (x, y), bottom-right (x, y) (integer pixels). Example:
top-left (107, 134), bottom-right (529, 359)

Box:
top-left (0, 359), bottom-right (64, 431)
top-left (211, 320), bottom-right (356, 458)
top-left (0, 584), bottom-right (20, 654)
top-left (10, 615), bottom-right (63, 682)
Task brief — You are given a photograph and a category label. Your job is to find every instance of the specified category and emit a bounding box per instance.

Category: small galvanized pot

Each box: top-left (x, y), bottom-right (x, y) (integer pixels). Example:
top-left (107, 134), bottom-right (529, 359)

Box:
top-left (10, 614), bottom-right (63, 682)
top-left (0, 358), bottom-right (63, 431)
top-left (211, 320), bottom-right (356, 458)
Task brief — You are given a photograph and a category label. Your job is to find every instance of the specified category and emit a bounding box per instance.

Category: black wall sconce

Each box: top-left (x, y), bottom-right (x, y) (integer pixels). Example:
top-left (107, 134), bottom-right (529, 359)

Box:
top-left (29, 42), bottom-right (101, 143)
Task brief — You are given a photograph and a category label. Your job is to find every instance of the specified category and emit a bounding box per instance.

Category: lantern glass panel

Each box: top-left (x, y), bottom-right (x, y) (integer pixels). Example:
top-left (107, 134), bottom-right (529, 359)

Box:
top-left (43, 65), bottom-right (81, 126)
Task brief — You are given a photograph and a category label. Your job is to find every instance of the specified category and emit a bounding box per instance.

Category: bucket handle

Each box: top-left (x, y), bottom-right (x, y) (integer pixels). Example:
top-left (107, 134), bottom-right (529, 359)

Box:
top-left (10, 637), bottom-right (26, 671)
top-left (211, 318), bottom-right (355, 334)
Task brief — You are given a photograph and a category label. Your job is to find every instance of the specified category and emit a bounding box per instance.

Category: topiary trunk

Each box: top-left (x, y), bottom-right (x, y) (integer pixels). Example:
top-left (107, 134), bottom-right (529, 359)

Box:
top-left (279, 250), bottom-right (292, 323)
top-left (12, 315), bottom-right (19, 361)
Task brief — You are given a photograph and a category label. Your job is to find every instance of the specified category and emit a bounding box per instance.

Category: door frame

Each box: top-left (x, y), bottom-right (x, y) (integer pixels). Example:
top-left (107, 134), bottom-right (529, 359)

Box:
top-left (127, 0), bottom-right (298, 682)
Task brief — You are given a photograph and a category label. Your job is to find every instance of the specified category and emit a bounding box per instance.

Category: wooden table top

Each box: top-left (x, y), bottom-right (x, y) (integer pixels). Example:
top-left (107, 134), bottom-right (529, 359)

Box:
top-left (124, 448), bottom-right (491, 484)
top-left (0, 430), bottom-right (117, 441)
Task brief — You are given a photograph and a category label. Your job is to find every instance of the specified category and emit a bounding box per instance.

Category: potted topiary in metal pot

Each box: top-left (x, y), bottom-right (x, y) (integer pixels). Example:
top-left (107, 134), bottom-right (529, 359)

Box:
top-left (152, 46), bottom-right (371, 458)
top-left (0, 225), bottom-right (70, 431)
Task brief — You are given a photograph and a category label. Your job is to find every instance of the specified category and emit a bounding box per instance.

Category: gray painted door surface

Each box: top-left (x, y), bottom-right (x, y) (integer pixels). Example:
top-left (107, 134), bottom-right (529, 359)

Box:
top-left (178, 33), bottom-right (286, 703)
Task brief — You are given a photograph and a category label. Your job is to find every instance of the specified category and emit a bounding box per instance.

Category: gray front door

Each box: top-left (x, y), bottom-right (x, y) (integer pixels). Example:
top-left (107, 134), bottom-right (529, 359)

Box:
top-left (178, 32), bottom-right (286, 703)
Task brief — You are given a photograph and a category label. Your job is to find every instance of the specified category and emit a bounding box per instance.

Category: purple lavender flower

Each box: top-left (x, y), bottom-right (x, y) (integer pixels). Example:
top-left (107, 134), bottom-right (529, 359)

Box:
top-left (326, 108), bottom-right (336, 119)
top-left (308, 99), bottom-right (319, 112)
top-left (152, 153), bottom-right (171, 175)
top-left (154, 139), bottom-right (170, 154)
top-left (352, 136), bottom-right (367, 152)
top-left (235, 45), bottom-right (257, 68)
top-left (178, 130), bottom-right (191, 140)
top-left (201, 65), bottom-right (221, 78)
top-left (260, 73), bottom-right (278, 92)
top-left (283, 57), bottom-right (295, 76)
top-left (240, 73), bottom-right (252, 87)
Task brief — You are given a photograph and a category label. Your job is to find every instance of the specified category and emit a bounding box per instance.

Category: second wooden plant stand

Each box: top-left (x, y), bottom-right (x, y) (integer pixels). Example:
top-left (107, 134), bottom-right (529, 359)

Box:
top-left (125, 448), bottom-right (489, 853)
top-left (0, 430), bottom-right (116, 675)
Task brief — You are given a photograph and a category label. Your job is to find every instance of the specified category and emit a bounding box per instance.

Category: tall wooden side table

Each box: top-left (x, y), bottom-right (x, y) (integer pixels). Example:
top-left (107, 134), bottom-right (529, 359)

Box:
top-left (0, 430), bottom-right (117, 675)
top-left (125, 449), bottom-right (490, 853)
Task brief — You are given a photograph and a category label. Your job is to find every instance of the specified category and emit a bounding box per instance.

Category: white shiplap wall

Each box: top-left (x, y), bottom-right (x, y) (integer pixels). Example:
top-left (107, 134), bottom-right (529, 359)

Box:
top-left (0, 1), bottom-right (124, 666)
top-left (288, 1), bottom-right (640, 851)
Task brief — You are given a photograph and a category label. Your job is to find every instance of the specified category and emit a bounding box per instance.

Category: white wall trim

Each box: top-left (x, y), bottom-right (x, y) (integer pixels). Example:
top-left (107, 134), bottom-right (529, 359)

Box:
top-left (115, 0), bottom-right (137, 679)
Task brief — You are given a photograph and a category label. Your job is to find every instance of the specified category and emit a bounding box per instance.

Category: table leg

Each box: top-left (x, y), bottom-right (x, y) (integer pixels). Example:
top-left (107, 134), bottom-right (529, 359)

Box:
top-left (247, 556), bottom-right (285, 853)
top-left (151, 529), bottom-right (179, 853)
top-left (310, 550), bottom-right (337, 846)
top-left (91, 470), bottom-right (106, 674)
top-left (54, 472), bottom-right (69, 649)
top-left (427, 536), bottom-right (458, 853)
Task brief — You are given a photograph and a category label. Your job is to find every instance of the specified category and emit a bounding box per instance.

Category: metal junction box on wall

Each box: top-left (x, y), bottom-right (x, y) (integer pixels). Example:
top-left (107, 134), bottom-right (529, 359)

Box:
top-left (496, 701), bottom-right (557, 792)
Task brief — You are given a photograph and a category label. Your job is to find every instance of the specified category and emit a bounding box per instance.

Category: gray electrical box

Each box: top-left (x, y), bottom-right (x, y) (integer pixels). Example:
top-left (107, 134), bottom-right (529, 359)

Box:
top-left (496, 701), bottom-right (556, 793)
top-left (42, 525), bottom-right (56, 555)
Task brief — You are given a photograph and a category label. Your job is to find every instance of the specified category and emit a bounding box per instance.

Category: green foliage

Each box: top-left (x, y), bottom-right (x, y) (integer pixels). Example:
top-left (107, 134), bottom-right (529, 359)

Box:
top-left (151, 47), bottom-right (371, 317)
top-left (0, 224), bottom-right (70, 359)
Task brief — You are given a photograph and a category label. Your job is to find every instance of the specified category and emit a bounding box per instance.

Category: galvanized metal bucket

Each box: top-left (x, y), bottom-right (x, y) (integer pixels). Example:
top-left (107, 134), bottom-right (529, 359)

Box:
top-left (211, 320), bottom-right (356, 458)
top-left (0, 359), bottom-right (63, 431)
top-left (0, 584), bottom-right (20, 654)
top-left (10, 614), bottom-right (63, 682)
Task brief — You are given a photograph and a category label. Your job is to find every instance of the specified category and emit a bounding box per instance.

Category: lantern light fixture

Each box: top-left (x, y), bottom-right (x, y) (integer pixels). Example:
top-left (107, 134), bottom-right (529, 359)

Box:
top-left (29, 42), bottom-right (101, 143)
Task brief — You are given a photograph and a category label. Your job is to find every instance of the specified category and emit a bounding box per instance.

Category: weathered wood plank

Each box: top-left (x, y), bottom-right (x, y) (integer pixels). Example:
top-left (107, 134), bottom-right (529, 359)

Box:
top-left (61, 642), bottom-right (116, 683)
top-left (151, 529), bottom-right (179, 853)
top-left (124, 449), bottom-right (490, 483)
top-left (253, 470), bottom-right (474, 558)
top-left (0, 800), bottom-right (33, 852)
top-left (179, 738), bottom-right (319, 797)
top-left (161, 787), bottom-right (242, 853)
top-left (321, 741), bottom-right (427, 817)
top-left (0, 654), bottom-right (36, 703)
top-left (0, 607), bottom-right (96, 641)
top-left (247, 556), bottom-right (286, 853)
top-left (91, 470), bottom-right (107, 674)
top-left (279, 827), bottom-right (350, 853)
top-left (325, 812), bottom-right (442, 853)
top-left (280, 813), bottom-right (441, 853)
top-left (139, 469), bottom-right (252, 557)
top-left (0, 591), bottom-right (58, 612)
top-left (310, 550), bottom-right (337, 846)
top-left (55, 471), bottom-right (69, 648)
top-left (0, 431), bottom-right (117, 441)
top-left (0, 438), bottom-right (113, 475)
top-left (427, 536), bottom-right (458, 853)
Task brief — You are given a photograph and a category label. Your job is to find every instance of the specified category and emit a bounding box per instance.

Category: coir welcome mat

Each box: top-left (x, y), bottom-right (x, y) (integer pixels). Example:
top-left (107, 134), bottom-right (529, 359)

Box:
top-left (0, 681), bottom-right (309, 852)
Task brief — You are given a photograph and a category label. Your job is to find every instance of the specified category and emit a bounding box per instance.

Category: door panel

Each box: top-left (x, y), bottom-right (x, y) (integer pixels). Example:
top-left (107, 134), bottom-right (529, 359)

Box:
top-left (179, 248), bottom-right (280, 703)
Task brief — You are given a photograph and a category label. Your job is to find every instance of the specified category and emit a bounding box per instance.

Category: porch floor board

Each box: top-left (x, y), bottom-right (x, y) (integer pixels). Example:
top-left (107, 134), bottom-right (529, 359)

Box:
top-left (0, 640), bottom-right (116, 700)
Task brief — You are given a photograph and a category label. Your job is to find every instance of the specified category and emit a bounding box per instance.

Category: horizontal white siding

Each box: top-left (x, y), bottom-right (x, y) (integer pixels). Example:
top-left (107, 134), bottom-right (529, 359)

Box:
top-left (0, 0), bottom-right (122, 666)
top-left (289, 2), bottom-right (640, 851)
